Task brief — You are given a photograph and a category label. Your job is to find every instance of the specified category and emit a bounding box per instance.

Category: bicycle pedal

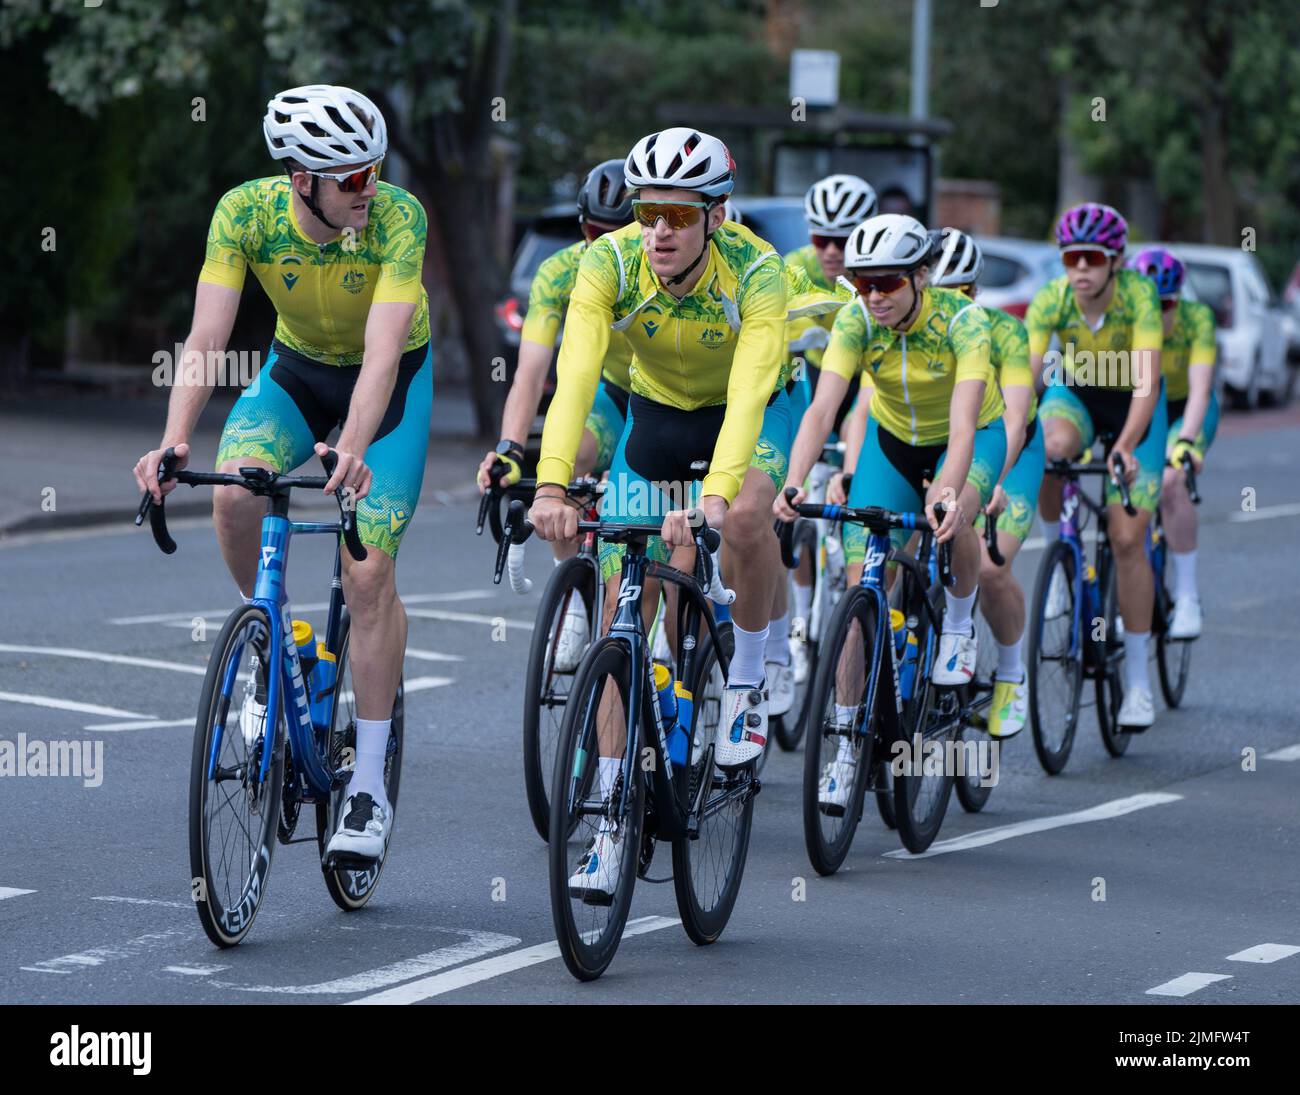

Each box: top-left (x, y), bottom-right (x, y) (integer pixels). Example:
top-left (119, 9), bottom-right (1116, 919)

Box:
top-left (323, 850), bottom-right (379, 871)
top-left (570, 885), bottom-right (615, 908)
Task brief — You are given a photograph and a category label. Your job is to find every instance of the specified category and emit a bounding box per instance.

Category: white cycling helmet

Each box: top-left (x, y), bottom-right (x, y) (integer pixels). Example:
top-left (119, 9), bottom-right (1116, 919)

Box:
top-left (624, 128), bottom-right (735, 198)
top-left (805, 174), bottom-right (878, 234)
top-left (844, 214), bottom-right (932, 272)
top-left (263, 85), bottom-right (388, 171)
top-left (929, 228), bottom-right (985, 287)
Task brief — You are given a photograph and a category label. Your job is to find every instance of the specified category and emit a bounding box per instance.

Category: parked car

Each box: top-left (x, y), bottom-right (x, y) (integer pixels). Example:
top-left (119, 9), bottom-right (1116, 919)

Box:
top-left (972, 237), bottom-right (1063, 317)
top-left (1151, 243), bottom-right (1294, 409)
top-left (494, 203), bottom-right (582, 363)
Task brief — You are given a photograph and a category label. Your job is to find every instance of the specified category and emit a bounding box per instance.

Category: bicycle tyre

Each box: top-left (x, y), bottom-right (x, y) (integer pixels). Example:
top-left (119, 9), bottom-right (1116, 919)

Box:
top-left (774, 520), bottom-right (819, 752)
top-left (1095, 562), bottom-right (1131, 756)
top-left (1154, 544), bottom-right (1192, 708)
top-left (1027, 540), bottom-right (1083, 775)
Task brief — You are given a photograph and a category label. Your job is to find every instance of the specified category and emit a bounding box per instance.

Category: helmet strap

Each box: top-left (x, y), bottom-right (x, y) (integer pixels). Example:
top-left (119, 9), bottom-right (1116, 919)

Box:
top-left (295, 171), bottom-right (346, 234)
top-left (896, 273), bottom-right (923, 329)
top-left (664, 200), bottom-right (718, 288)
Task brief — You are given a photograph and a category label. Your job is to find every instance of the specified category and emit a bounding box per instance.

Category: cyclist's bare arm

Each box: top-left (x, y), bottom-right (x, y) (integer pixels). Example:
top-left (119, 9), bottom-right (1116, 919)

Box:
top-left (1117, 348), bottom-right (1160, 455)
top-left (781, 369), bottom-right (852, 516)
top-left (501, 339), bottom-right (554, 448)
top-left (998, 385), bottom-right (1032, 482)
top-left (1178, 362), bottom-right (1214, 445)
top-left (135, 281), bottom-right (241, 500)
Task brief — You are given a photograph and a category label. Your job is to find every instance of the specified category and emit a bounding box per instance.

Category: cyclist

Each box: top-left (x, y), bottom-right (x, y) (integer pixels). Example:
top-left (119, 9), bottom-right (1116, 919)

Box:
top-left (777, 174), bottom-right (877, 693)
top-left (1029, 203), bottom-right (1165, 729)
top-left (929, 228), bottom-right (1041, 739)
top-left (1128, 247), bottom-right (1217, 638)
top-left (529, 127), bottom-right (797, 893)
top-left (476, 160), bottom-right (635, 669)
top-left (777, 213), bottom-right (1006, 810)
top-left (132, 85), bottom-right (429, 859)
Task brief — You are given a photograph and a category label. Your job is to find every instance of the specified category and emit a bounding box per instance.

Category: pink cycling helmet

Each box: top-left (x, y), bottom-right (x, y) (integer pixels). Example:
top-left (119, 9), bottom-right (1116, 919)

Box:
top-left (1056, 202), bottom-right (1127, 254)
top-left (1126, 247), bottom-right (1185, 298)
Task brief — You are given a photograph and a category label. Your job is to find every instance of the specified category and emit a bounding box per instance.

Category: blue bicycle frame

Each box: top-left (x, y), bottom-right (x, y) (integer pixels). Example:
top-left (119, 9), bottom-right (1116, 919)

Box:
top-left (208, 507), bottom-right (348, 795)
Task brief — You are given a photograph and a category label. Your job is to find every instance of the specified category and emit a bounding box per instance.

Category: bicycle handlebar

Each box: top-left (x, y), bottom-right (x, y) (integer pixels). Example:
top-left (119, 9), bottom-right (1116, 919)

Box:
top-left (1045, 454), bottom-right (1137, 517)
top-left (1169, 450), bottom-right (1201, 505)
top-left (983, 512), bottom-right (1005, 567)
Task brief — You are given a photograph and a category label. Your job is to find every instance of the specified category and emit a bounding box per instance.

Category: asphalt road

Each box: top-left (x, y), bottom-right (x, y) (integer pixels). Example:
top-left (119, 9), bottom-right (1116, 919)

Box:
top-left (1, 408), bottom-right (1298, 1004)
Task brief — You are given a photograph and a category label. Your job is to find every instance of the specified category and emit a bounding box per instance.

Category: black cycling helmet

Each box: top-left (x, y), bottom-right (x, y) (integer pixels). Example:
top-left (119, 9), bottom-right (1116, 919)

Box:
top-left (577, 159), bottom-right (634, 226)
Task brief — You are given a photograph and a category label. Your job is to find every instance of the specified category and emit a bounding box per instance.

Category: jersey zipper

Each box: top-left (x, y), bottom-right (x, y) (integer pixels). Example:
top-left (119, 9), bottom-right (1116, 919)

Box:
top-left (900, 334), bottom-right (918, 444)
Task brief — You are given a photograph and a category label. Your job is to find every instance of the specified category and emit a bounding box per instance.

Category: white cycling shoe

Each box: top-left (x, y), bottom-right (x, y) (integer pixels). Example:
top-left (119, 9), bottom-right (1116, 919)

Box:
top-left (715, 684), bottom-right (768, 769)
top-left (1117, 686), bottom-right (1155, 730)
top-left (932, 630), bottom-right (976, 686)
top-left (553, 596), bottom-right (589, 672)
top-left (818, 758), bottom-right (856, 816)
top-left (568, 825), bottom-right (624, 905)
top-left (766, 660), bottom-right (795, 717)
top-left (1169, 596), bottom-right (1202, 639)
top-left (1044, 568), bottom-right (1070, 619)
top-left (326, 792), bottom-right (389, 861)
top-left (791, 630), bottom-right (812, 686)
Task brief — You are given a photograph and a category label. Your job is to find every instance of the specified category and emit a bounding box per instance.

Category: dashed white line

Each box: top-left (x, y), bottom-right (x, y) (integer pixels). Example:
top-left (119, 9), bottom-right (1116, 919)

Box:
top-left (0, 691), bottom-right (152, 720)
top-left (1145, 972), bottom-right (1232, 997)
top-left (210, 930), bottom-right (519, 995)
top-left (346, 916), bottom-right (679, 1004)
top-left (83, 718), bottom-right (196, 733)
top-left (1228, 501), bottom-right (1300, 523)
top-left (20, 929), bottom-right (192, 974)
top-left (403, 647), bottom-right (464, 663)
top-left (0, 887), bottom-right (36, 901)
top-left (883, 792), bottom-right (1184, 860)
top-left (0, 644), bottom-right (206, 675)
top-left (1263, 743), bottom-right (1300, 761)
top-left (1226, 943), bottom-right (1300, 963)
top-left (164, 965), bottom-right (229, 976)
top-left (109, 590), bottom-right (492, 626)
top-left (406, 607), bottom-right (535, 631)
top-left (91, 895), bottom-right (193, 909)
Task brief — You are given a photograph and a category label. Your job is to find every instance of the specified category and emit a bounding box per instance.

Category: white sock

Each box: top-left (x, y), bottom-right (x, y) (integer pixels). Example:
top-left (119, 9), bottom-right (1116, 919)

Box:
top-left (1172, 550), bottom-right (1198, 601)
top-left (995, 637), bottom-right (1024, 683)
top-left (943, 589), bottom-right (976, 635)
top-left (792, 581), bottom-right (813, 622)
top-left (352, 718), bottom-right (391, 810)
top-left (766, 612), bottom-right (791, 665)
top-left (730, 622), bottom-right (769, 688)
top-left (240, 592), bottom-right (255, 605)
top-left (1041, 519), bottom-right (1061, 543)
top-left (833, 703), bottom-right (857, 731)
top-left (1123, 630), bottom-right (1150, 692)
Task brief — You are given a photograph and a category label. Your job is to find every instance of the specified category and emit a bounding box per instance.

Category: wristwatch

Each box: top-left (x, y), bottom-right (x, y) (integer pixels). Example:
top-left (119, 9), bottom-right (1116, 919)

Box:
top-left (495, 439), bottom-right (524, 464)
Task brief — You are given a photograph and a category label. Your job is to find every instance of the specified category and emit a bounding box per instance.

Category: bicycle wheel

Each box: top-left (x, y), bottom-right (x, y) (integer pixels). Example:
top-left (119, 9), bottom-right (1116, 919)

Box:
top-left (548, 636), bottom-right (644, 981)
top-left (892, 574), bottom-right (957, 854)
top-left (1154, 545), bottom-right (1192, 708)
top-left (316, 613), bottom-right (405, 911)
top-left (957, 603), bottom-right (997, 812)
top-left (1095, 563), bottom-right (1131, 756)
top-left (189, 605), bottom-right (283, 948)
top-left (774, 520), bottom-right (819, 752)
top-left (1027, 540), bottom-right (1083, 775)
top-left (673, 628), bottom-right (755, 943)
top-left (801, 587), bottom-right (876, 876)
top-left (523, 556), bottom-right (597, 841)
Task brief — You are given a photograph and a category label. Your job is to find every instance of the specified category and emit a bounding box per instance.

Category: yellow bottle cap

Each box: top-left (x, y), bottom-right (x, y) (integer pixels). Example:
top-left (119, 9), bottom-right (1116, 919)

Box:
top-left (315, 642), bottom-right (336, 664)
top-left (653, 662), bottom-right (671, 689)
top-left (890, 609), bottom-right (905, 631)
top-left (674, 682), bottom-right (693, 702)
top-left (292, 619), bottom-right (315, 647)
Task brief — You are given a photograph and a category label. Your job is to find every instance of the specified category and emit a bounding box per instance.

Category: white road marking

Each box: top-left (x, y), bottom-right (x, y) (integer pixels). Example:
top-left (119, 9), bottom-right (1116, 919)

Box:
top-left (883, 792), bottom-right (1183, 860)
top-left (347, 916), bottom-right (679, 1004)
top-left (1263, 743), bottom-right (1300, 761)
top-left (0, 887), bottom-right (36, 900)
top-left (20, 928), bottom-right (192, 974)
top-left (0, 691), bottom-right (152, 719)
top-left (82, 718), bottom-right (196, 733)
top-left (0, 516), bottom-right (212, 550)
top-left (404, 647), bottom-right (464, 663)
top-left (91, 895), bottom-right (193, 909)
top-left (1226, 943), bottom-right (1300, 963)
top-left (109, 590), bottom-right (492, 626)
top-left (1228, 502), bottom-right (1300, 523)
top-left (209, 929), bottom-right (519, 995)
top-left (1145, 972), bottom-right (1232, 997)
top-left (164, 965), bottom-right (229, 976)
top-left (0, 644), bottom-right (207, 675)
top-left (406, 607), bottom-right (535, 631)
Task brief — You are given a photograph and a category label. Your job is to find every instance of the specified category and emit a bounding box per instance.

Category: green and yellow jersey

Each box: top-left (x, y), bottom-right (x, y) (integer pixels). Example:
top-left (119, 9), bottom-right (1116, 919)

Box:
top-left (1025, 269), bottom-right (1162, 391)
top-left (199, 177), bottom-right (429, 367)
top-left (537, 220), bottom-right (790, 503)
top-left (988, 307), bottom-right (1036, 424)
top-left (782, 244), bottom-right (855, 378)
top-left (520, 240), bottom-right (633, 392)
top-left (821, 287), bottom-right (1003, 446)
top-left (1160, 299), bottom-right (1216, 402)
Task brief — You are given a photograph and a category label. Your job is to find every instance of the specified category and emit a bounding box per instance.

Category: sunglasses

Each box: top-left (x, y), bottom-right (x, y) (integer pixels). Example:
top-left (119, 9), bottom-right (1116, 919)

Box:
top-left (632, 200), bottom-right (712, 229)
top-left (1160, 297), bottom-right (1179, 312)
top-left (851, 272), bottom-right (910, 296)
top-left (309, 160), bottom-right (382, 193)
top-left (581, 219), bottom-right (620, 243)
top-left (1062, 247), bottom-right (1111, 268)
top-left (811, 233), bottom-right (850, 250)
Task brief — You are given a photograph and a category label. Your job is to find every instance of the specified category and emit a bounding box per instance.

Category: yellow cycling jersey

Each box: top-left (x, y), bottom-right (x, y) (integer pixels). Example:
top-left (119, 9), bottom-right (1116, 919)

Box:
top-left (783, 244), bottom-right (855, 374)
top-left (1161, 299), bottom-right (1216, 402)
top-left (199, 177), bottom-right (430, 367)
top-left (520, 240), bottom-right (633, 392)
top-left (537, 220), bottom-right (791, 503)
top-left (821, 287), bottom-right (1003, 446)
top-left (1025, 269), bottom-right (1162, 391)
top-left (988, 307), bottom-right (1037, 424)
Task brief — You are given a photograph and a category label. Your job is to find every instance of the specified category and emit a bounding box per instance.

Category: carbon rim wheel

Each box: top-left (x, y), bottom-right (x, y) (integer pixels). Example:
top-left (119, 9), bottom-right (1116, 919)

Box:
top-left (1096, 565), bottom-right (1131, 757)
top-left (189, 606), bottom-right (283, 948)
top-left (774, 520), bottom-right (819, 751)
top-left (1154, 546), bottom-right (1192, 708)
top-left (1027, 541), bottom-right (1083, 775)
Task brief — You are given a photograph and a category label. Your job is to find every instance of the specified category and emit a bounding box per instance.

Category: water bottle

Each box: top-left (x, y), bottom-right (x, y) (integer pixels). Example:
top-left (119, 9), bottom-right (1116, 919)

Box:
top-left (653, 663), bottom-right (690, 767)
top-left (890, 609), bottom-right (918, 702)
top-left (292, 620), bottom-right (317, 680)
top-left (308, 642), bottom-right (337, 731)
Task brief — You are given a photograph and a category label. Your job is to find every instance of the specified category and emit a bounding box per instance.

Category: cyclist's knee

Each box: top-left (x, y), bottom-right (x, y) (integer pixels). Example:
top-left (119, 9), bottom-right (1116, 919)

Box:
top-left (342, 551), bottom-right (397, 614)
top-left (724, 486), bottom-right (774, 549)
top-left (979, 550), bottom-right (1012, 588)
top-left (1108, 514), bottom-right (1147, 555)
